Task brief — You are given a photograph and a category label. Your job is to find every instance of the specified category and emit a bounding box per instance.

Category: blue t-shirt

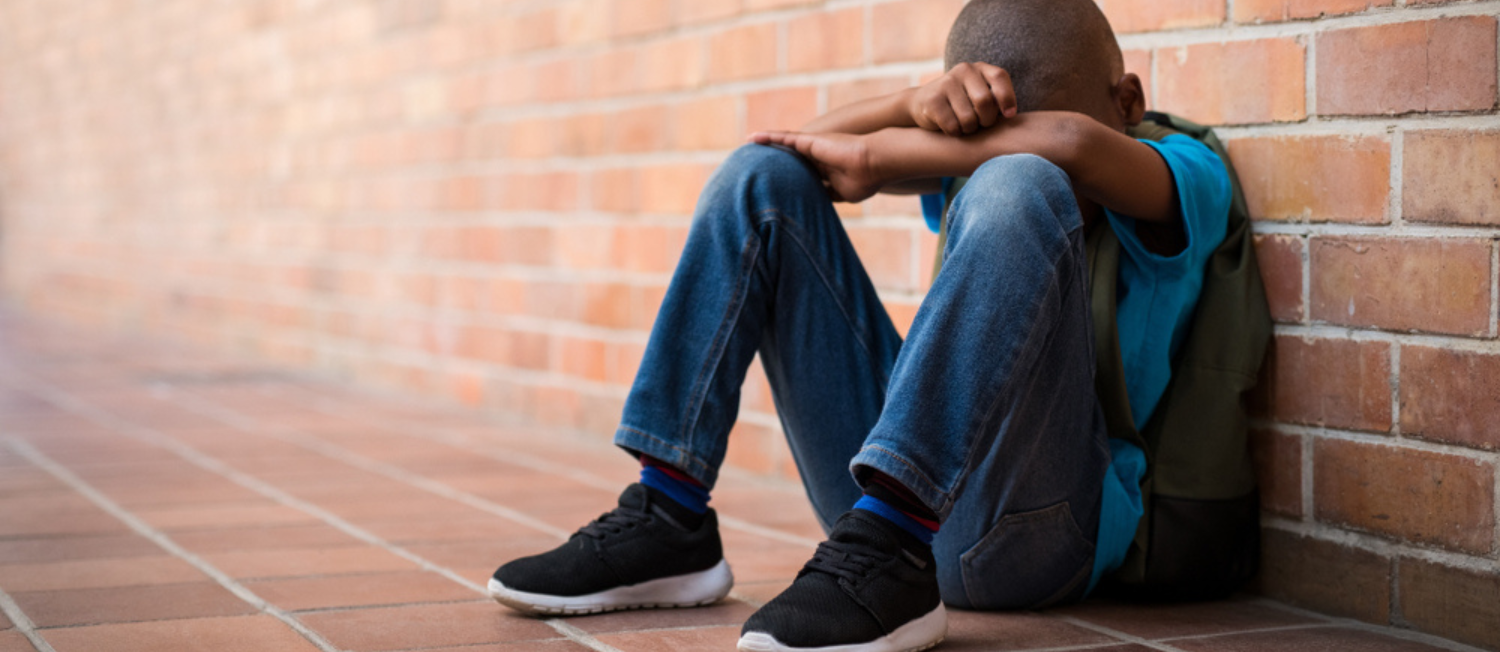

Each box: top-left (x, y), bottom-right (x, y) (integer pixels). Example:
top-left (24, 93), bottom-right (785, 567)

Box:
top-left (921, 134), bottom-right (1231, 594)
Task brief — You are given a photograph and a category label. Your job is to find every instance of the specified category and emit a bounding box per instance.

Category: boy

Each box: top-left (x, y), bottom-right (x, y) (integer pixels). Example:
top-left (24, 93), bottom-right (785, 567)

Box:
top-left (489, 1), bottom-right (1232, 651)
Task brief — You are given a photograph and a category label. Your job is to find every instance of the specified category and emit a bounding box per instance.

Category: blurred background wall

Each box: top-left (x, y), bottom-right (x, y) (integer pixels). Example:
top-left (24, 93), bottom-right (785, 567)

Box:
top-left (0, 0), bottom-right (1497, 647)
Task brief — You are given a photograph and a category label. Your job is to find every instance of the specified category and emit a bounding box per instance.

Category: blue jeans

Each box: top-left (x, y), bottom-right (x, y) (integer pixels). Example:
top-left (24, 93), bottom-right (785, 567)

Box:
top-left (614, 144), bottom-right (1110, 610)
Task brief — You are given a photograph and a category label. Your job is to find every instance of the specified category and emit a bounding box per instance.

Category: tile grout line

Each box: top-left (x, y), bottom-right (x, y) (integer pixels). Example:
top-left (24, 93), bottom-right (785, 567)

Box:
top-left (1243, 595), bottom-right (1493, 652)
top-left (1050, 615), bottom-right (1190, 652)
top-left (0, 584), bottom-right (60, 652)
top-left (16, 374), bottom-right (625, 652)
top-left (262, 384), bottom-right (823, 548)
top-left (2, 436), bottom-right (342, 652)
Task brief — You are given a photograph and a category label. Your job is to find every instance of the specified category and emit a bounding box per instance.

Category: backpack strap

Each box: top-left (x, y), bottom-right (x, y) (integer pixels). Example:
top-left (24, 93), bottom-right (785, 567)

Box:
top-left (1086, 224), bottom-right (1146, 452)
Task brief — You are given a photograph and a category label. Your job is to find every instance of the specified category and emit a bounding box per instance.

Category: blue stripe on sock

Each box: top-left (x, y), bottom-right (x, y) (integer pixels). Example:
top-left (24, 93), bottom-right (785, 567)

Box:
top-left (854, 494), bottom-right (936, 545)
top-left (640, 466), bottom-right (710, 514)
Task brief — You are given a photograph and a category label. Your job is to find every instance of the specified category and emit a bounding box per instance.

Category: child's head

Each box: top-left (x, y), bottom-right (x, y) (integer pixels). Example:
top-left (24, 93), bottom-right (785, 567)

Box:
top-left (945, 0), bottom-right (1144, 130)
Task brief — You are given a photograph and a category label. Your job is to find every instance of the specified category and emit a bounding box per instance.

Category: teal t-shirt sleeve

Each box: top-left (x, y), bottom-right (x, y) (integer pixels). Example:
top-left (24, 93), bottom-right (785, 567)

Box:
top-left (918, 177), bottom-right (954, 234)
top-left (1108, 134), bottom-right (1232, 271)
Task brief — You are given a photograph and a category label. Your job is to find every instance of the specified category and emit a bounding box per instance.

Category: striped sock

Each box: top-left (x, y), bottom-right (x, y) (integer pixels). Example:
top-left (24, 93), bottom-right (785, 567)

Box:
top-left (855, 473), bottom-right (940, 545)
top-left (639, 455), bottom-right (710, 515)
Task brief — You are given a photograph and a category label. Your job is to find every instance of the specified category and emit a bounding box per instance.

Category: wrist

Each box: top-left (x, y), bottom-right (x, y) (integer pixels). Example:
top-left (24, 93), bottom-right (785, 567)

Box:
top-left (889, 88), bottom-right (919, 128)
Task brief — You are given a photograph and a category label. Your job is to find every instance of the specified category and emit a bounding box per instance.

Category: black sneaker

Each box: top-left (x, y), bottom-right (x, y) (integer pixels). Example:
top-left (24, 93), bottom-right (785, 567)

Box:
top-left (488, 483), bottom-right (733, 615)
top-left (738, 510), bottom-right (945, 652)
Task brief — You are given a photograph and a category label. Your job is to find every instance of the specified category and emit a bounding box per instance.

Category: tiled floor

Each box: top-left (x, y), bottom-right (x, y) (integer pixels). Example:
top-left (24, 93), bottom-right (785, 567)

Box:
top-left (0, 311), bottom-right (1480, 652)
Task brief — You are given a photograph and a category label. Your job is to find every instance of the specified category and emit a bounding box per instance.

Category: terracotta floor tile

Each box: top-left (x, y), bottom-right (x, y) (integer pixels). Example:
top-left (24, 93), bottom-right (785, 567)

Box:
top-left (132, 501), bottom-right (320, 531)
top-left (389, 642), bottom-right (589, 652)
top-left (0, 508), bottom-right (129, 539)
top-left (357, 514), bottom-right (548, 544)
top-left (566, 599), bottom-right (758, 634)
top-left (167, 523), bottom-right (363, 553)
top-left (199, 545), bottom-right (419, 580)
top-left (942, 610), bottom-right (1118, 651)
top-left (39, 614), bottom-right (324, 652)
top-left (0, 556), bottom-right (205, 591)
top-left (0, 631), bottom-right (30, 650)
top-left (1056, 597), bottom-right (1322, 640)
top-left (298, 601), bottom-right (558, 651)
top-left (1169, 626), bottom-right (1451, 651)
top-left (0, 609), bottom-right (11, 630)
top-left (319, 498), bottom-right (486, 522)
top-left (402, 538), bottom-right (560, 575)
top-left (13, 581), bottom-right (255, 627)
top-left (0, 536), bottom-right (161, 566)
top-left (243, 570), bottom-right (479, 611)
top-left (595, 625), bottom-right (743, 652)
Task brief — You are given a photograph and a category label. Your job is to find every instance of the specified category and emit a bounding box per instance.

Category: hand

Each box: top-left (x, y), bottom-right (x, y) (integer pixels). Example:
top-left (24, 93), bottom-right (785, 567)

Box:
top-left (747, 131), bottom-right (881, 203)
top-left (907, 62), bottom-right (1018, 136)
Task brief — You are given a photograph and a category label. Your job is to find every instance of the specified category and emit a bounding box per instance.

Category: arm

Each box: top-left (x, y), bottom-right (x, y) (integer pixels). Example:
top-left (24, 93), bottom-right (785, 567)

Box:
top-left (755, 112), bottom-right (1177, 224)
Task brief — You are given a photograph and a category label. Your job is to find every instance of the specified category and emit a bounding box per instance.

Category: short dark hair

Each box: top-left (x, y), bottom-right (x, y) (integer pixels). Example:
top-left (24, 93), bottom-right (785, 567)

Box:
top-left (944, 0), bottom-right (1123, 112)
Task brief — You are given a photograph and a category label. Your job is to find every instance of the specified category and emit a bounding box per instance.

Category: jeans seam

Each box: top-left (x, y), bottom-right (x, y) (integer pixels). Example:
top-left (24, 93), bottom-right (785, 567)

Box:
top-left (617, 426), bottom-right (713, 481)
top-left (675, 230), bottom-right (760, 466)
top-left (857, 444), bottom-right (944, 503)
top-left (752, 208), bottom-right (892, 387)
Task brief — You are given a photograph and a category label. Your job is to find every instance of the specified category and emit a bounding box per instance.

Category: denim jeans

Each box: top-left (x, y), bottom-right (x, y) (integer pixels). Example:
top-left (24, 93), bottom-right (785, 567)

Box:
top-left (614, 144), bottom-right (1110, 610)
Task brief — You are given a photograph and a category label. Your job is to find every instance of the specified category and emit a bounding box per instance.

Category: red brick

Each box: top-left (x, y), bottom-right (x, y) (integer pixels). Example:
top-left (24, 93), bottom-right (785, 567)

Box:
top-left (1253, 234), bottom-right (1305, 323)
top-left (871, 0), bottom-right (965, 64)
top-left (1399, 559), bottom-right (1500, 651)
top-left (1257, 336), bottom-right (1391, 432)
top-left (673, 95), bottom-right (740, 151)
top-left (1097, 0), bottom-right (1224, 33)
top-left (616, 224), bottom-right (687, 273)
top-left (592, 168), bottom-right (640, 214)
top-left (1402, 130), bottom-right (1500, 226)
top-left (1317, 18), bottom-right (1498, 116)
top-left (639, 36), bottom-right (705, 92)
top-left (1234, 0), bottom-right (1391, 23)
top-left (745, 86), bottom-right (819, 134)
top-left (827, 77), bottom-right (912, 114)
top-left (1309, 237), bottom-right (1491, 336)
top-left (1314, 438), bottom-right (1494, 553)
top-left (1250, 428), bottom-right (1302, 518)
top-left (605, 105), bottom-right (670, 154)
top-left (744, 0), bottom-right (817, 10)
top-left (725, 421), bottom-right (779, 475)
top-left (588, 48), bottom-right (638, 99)
top-left (1228, 135), bottom-right (1390, 223)
top-left (611, 0), bottom-right (672, 38)
top-left (1122, 49), bottom-right (1152, 108)
top-left (511, 7), bottom-right (559, 52)
top-left (1157, 38), bottom-right (1306, 125)
top-left (557, 113), bottom-right (608, 157)
top-left (708, 23), bottom-right (777, 82)
top-left (559, 337), bottom-right (609, 382)
top-left (787, 9), bottom-right (864, 72)
top-left (1400, 346), bottom-right (1500, 451)
top-left (677, 0), bottom-right (741, 25)
top-left (847, 226), bottom-right (916, 291)
top-left (639, 164), bottom-right (712, 214)
top-left (559, 0), bottom-right (609, 45)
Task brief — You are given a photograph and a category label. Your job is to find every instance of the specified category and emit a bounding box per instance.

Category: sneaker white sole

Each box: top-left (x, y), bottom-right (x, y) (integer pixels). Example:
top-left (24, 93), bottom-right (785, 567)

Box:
top-left (488, 559), bottom-right (734, 616)
top-left (736, 603), bottom-right (947, 652)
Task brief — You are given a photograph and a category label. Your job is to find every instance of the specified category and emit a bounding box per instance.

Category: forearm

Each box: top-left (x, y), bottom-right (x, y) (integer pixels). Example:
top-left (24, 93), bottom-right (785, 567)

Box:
top-left (803, 88), bottom-right (919, 134)
top-left (863, 112), bottom-right (1175, 222)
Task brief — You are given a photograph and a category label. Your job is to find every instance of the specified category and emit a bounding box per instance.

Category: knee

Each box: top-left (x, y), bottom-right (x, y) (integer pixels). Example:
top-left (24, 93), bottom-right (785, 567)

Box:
top-left (947, 154), bottom-right (1079, 239)
top-left (708, 143), bottom-right (823, 200)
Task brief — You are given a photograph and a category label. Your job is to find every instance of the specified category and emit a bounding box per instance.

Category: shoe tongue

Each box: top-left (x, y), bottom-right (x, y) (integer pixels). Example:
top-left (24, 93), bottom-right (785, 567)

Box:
top-left (618, 483), bottom-right (651, 511)
top-left (833, 510), bottom-right (903, 551)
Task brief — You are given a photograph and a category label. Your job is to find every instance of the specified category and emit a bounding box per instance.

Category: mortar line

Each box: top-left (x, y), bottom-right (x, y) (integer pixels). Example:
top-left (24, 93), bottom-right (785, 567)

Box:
top-left (1305, 29), bottom-right (1317, 119)
top-left (1299, 231), bottom-right (1311, 324)
top-left (13, 374), bottom-right (624, 652)
top-left (1257, 420), bottom-right (1500, 465)
top-left (1391, 126), bottom-right (1407, 228)
top-left (3, 437), bottom-right (342, 652)
top-left (1490, 239), bottom-right (1498, 339)
top-left (1300, 428), bottom-right (1315, 522)
top-left (1389, 343), bottom-right (1402, 438)
top-left (1261, 517), bottom-right (1500, 575)
top-left (1244, 595), bottom-right (1493, 652)
top-left (1391, 556), bottom-right (1405, 628)
top-left (0, 584), bottom-right (59, 652)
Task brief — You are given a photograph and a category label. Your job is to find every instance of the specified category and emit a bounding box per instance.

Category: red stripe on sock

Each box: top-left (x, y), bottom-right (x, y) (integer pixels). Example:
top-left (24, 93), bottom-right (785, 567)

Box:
top-left (640, 455), bottom-right (705, 487)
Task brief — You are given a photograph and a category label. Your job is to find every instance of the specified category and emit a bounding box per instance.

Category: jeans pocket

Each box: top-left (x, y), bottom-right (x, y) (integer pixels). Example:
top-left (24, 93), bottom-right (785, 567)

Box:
top-left (959, 501), bottom-right (1095, 610)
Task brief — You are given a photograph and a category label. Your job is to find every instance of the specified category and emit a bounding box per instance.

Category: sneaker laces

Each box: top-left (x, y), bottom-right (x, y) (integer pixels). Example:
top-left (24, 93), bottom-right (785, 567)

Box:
top-left (801, 538), bottom-right (887, 584)
top-left (577, 505), bottom-right (652, 540)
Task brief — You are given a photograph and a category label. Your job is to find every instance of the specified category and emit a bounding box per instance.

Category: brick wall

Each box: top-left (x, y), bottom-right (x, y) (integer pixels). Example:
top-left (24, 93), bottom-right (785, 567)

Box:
top-left (0, 0), bottom-right (1497, 647)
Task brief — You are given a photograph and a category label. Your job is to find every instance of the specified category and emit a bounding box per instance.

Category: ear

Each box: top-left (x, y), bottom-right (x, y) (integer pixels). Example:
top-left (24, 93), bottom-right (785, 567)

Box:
top-left (1112, 73), bottom-right (1147, 126)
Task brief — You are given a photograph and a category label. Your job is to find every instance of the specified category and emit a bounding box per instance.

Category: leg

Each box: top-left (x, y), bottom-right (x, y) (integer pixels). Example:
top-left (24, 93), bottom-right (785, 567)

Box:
top-left (492, 144), bottom-right (900, 616)
top-left (850, 154), bottom-right (1110, 610)
top-left (614, 144), bottom-right (903, 527)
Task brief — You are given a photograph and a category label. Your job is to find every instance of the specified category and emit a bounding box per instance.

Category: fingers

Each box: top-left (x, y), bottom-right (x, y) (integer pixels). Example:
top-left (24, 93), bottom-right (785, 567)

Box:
top-left (977, 63), bottom-right (1018, 118)
top-left (961, 71), bottom-right (1000, 129)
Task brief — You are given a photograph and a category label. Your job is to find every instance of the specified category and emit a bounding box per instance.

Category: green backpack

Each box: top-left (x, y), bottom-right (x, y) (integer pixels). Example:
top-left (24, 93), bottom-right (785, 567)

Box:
top-left (930, 111), bottom-right (1272, 601)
